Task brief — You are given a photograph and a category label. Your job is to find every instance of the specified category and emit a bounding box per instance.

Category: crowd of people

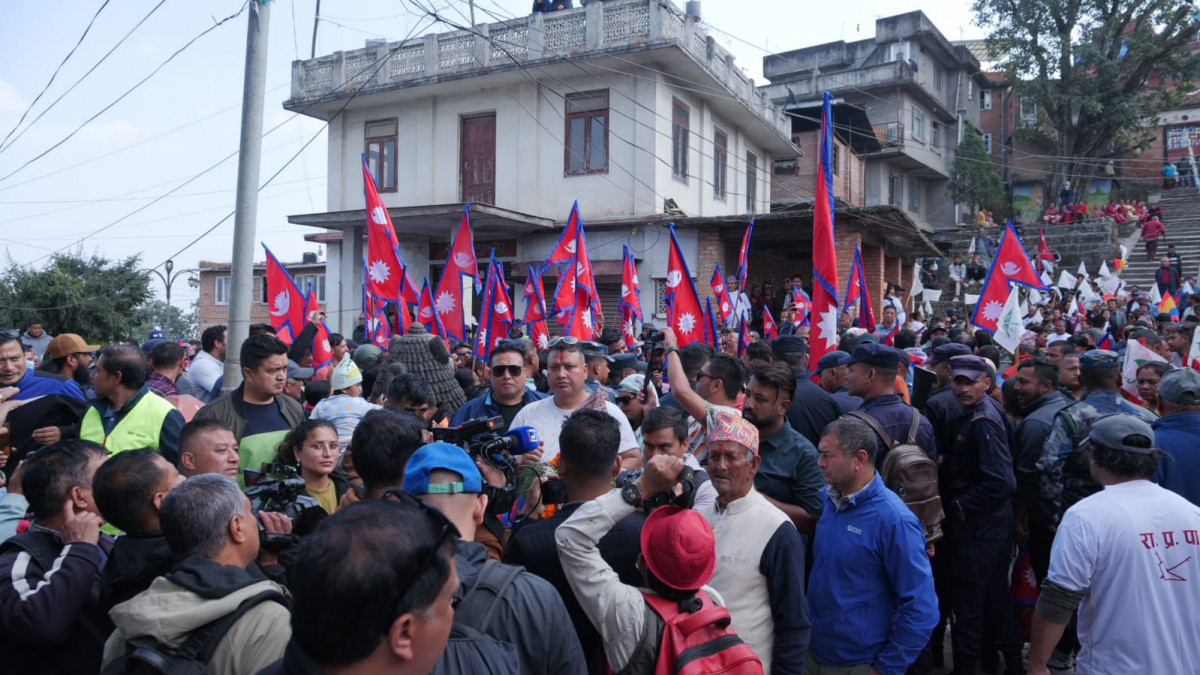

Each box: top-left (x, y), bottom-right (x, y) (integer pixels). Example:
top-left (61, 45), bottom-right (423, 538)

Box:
top-left (0, 278), bottom-right (1198, 675)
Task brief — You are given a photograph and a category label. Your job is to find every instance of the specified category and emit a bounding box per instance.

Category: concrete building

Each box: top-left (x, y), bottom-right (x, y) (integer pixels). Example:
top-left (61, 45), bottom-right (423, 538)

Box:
top-left (761, 11), bottom-right (988, 232)
top-left (198, 256), bottom-right (326, 330)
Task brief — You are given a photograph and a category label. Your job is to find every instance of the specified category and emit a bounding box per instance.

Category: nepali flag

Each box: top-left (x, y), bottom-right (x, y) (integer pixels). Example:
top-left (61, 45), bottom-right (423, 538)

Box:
top-left (665, 224), bottom-right (706, 346)
top-left (522, 266), bottom-right (551, 350)
top-left (362, 261), bottom-right (392, 348)
top-left (762, 307), bottom-right (779, 340)
top-left (810, 92), bottom-right (843, 375)
top-left (474, 251), bottom-right (516, 360)
top-left (433, 205), bottom-right (480, 345)
top-left (972, 221), bottom-right (1049, 334)
top-left (1096, 332), bottom-right (1115, 351)
top-left (543, 200), bottom-right (583, 271)
top-left (619, 245), bottom-right (643, 349)
top-left (394, 268), bottom-right (415, 335)
top-left (842, 243), bottom-right (876, 332)
top-left (416, 277), bottom-right (444, 337)
top-left (304, 286), bottom-right (334, 372)
top-left (711, 263), bottom-right (734, 323)
top-left (737, 317), bottom-right (750, 356)
top-left (263, 244), bottom-right (307, 344)
top-left (362, 156), bottom-right (407, 302)
top-left (1037, 229), bottom-right (1059, 261)
top-left (878, 323), bottom-right (899, 347)
top-left (736, 220), bottom-right (754, 287)
top-left (792, 287), bottom-right (813, 326)
top-left (703, 299), bottom-right (716, 348)
top-left (556, 206), bottom-right (602, 340)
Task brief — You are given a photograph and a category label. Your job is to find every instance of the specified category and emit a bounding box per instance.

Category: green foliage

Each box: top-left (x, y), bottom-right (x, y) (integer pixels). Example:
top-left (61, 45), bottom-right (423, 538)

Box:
top-left (0, 252), bottom-right (154, 343)
top-left (974, 0), bottom-right (1200, 189)
top-left (128, 299), bottom-right (199, 342)
top-left (949, 127), bottom-right (1006, 215)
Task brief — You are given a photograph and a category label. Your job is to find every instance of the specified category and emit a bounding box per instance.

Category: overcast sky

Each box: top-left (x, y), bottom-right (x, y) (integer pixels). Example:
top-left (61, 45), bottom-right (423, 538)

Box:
top-left (0, 0), bottom-right (982, 310)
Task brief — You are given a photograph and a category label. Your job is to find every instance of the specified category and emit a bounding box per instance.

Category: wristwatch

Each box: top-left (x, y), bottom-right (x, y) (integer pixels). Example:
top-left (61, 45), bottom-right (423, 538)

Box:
top-left (621, 480), bottom-right (643, 508)
top-left (663, 346), bottom-right (680, 359)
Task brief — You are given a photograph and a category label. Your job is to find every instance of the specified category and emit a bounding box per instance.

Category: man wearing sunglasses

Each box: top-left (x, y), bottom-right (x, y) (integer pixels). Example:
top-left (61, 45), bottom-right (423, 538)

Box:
top-left (451, 341), bottom-right (547, 432)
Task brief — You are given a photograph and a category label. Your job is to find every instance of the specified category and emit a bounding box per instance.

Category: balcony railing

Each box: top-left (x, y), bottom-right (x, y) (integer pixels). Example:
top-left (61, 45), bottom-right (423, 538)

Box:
top-left (289, 0), bottom-right (783, 133)
top-left (872, 122), bottom-right (905, 150)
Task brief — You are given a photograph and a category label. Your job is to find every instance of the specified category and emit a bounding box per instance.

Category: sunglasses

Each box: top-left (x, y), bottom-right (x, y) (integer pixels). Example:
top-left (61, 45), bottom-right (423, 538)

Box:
top-left (548, 336), bottom-right (581, 346)
top-left (380, 489), bottom-right (461, 616)
top-left (491, 364), bottom-right (523, 378)
top-left (616, 395), bottom-right (636, 405)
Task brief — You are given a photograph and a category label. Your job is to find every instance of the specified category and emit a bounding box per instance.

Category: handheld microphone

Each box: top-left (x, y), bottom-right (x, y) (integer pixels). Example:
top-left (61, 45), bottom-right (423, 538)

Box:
top-left (503, 426), bottom-right (541, 455)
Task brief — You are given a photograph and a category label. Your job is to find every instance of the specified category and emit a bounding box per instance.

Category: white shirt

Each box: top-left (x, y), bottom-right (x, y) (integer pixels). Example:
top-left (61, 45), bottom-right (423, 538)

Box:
top-left (1049, 332), bottom-right (1072, 344)
top-left (726, 291), bottom-right (752, 329)
top-left (187, 351), bottom-right (224, 399)
top-left (1047, 480), bottom-right (1200, 675)
top-left (509, 396), bottom-right (638, 464)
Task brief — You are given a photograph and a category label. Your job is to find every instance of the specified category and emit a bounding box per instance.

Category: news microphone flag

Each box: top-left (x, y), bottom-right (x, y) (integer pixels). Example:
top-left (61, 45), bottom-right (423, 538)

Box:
top-left (809, 91), bottom-right (843, 377)
top-left (522, 266), bottom-right (551, 350)
top-left (665, 224), bottom-right (706, 346)
top-left (432, 205), bottom-right (480, 344)
top-left (736, 220), bottom-right (754, 287)
top-left (618, 245), bottom-right (643, 349)
top-left (972, 221), bottom-right (1049, 334)
top-left (263, 244), bottom-right (307, 344)
top-left (711, 263), bottom-right (734, 323)
top-left (362, 156), bottom-right (407, 303)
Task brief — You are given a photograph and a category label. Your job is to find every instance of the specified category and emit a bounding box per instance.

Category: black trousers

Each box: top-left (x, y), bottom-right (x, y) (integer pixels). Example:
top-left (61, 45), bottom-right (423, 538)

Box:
top-left (949, 533), bottom-right (1022, 663)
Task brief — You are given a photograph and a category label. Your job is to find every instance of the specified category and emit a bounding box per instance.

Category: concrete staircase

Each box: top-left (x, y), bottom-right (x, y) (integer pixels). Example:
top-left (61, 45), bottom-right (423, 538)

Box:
top-left (1121, 189), bottom-right (1200, 289)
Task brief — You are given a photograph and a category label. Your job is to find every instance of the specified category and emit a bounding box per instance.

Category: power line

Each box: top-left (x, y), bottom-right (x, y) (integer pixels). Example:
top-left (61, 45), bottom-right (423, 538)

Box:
top-left (0, 1), bottom-right (248, 185)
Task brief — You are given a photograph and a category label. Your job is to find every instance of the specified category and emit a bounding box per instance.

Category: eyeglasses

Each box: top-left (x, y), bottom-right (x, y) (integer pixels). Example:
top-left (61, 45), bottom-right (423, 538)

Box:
top-left (548, 336), bottom-right (581, 347)
top-left (380, 488), bottom-right (461, 616)
top-left (694, 372), bottom-right (714, 382)
top-left (491, 364), bottom-right (523, 378)
top-left (616, 395), bottom-right (636, 405)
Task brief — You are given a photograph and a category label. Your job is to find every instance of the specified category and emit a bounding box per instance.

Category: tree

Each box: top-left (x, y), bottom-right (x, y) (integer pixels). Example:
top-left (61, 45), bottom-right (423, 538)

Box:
top-left (974, 0), bottom-right (1200, 193)
top-left (0, 252), bottom-right (154, 343)
top-left (949, 126), bottom-right (1006, 217)
top-left (128, 299), bottom-right (199, 342)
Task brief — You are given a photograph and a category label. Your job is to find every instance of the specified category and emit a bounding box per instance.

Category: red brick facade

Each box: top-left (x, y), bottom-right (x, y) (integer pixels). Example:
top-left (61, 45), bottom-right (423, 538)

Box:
top-left (772, 131), bottom-right (866, 206)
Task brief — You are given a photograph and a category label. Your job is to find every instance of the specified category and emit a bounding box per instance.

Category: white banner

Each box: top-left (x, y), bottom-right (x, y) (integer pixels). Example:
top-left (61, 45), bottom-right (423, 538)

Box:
top-left (994, 286), bottom-right (1025, 355)
top-left (1058, 270), bottom-right (1079, 290)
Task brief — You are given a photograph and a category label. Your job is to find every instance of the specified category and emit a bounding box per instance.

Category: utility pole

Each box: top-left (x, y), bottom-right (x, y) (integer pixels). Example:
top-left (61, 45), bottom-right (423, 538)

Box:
top-left (225, 0), bottom-right (271, 391)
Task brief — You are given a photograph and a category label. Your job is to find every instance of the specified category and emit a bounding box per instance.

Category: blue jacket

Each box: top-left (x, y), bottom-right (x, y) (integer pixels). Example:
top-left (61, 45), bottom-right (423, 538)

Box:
top-left (808, 474), bottom-right (938, 674)
top-left (12, 368), bottom-right (85, 401)
top-left (451, 388), bottom-right (548, 429)
top-left (1152, 412), bottom-right (1200, 507)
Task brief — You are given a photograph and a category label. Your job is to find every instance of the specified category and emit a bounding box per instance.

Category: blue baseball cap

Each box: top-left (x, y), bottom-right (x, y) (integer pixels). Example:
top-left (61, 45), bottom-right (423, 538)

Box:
top-left (403, 442), bottom-right (483, 495)
top-left (847, 343), bottom-right (901, 370)
top-left (928, 342), bottom-right (972, 366)
top-left (813, 350), bottom-right (850, 374)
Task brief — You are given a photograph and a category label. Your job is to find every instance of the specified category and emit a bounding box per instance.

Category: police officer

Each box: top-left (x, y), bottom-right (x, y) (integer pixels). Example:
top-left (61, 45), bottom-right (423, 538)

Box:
top-left (812, 351), bottom-right (860, 413)
top-left (1036, 350), bottom-right (1158, 530)
top-left (922, 342), bottom-right (973, 458)
top-left (944, 355), bottom-right (1021, 675)
top-left (582, 344), bottom-right (617, 402)
top-left (844, 342), bottom-right (936, 464)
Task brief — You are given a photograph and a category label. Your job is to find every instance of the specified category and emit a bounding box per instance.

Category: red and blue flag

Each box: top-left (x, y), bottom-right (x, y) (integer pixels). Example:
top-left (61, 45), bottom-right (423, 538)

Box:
top-left (972, 221), bottom-right (1049, 333)
top-left (262, 244), bottom-right (307, 344)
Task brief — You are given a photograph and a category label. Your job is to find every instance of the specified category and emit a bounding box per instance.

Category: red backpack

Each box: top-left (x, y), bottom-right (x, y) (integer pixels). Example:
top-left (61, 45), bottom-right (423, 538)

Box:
top-left (615, 590), bottom-right (764, 675)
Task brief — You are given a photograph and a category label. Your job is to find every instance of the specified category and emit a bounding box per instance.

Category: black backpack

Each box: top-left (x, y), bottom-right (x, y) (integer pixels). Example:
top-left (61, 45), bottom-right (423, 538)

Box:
top-left (430, 558), bottom-right (523, 675)
top-left (101, 590), bottom-right (286, 675)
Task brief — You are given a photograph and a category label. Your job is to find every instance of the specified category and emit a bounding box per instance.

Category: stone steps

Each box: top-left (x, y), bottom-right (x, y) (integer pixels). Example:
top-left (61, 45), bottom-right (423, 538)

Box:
top-left (1120, 190), bottom-right (1200, 289)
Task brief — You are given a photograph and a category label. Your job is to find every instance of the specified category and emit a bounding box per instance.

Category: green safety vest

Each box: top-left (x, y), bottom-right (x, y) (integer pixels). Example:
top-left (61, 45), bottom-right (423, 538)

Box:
top-left (80, 392), bottom-right (176, 454)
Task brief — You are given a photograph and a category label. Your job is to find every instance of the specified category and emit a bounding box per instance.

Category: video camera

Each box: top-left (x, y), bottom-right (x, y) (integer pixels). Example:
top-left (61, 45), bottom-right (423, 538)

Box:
top-left (614, 465), bottom-right (703, 512)
top-left (244, 462), bottom-right (326, 550)
top-left (431, 416), bottom-right (541, 515)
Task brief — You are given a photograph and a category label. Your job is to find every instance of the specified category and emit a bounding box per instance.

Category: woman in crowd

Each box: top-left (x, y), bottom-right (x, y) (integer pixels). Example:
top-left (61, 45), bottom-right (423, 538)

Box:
top-left (275, 418), bottom-right (354, 515)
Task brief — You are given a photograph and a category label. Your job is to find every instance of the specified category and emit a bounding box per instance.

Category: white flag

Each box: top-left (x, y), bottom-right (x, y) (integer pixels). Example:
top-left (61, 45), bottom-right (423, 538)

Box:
top-left (1119, 244), bottom-right (1129, 265)
top-left (968, 237), bottom-right (977, 255)
top-left (1029, 287), bottom-right (1043, 305)
top-left (1099, 260), bottom-right (1112, 278)
top-left (923, 300), bottom-right (934, 315)
top-left (1032, 308), bottom-right (1044, 325)
top-left (1122, 340), bottom-right (1167, 403)
top-left (911, 263), bottom-right (924, 298)
top-left (1041, 270), bottom-right (1054, 287)
top-left (994, 286), bottom-right (1025, 354)
top-left (1077, 261), bottom-right (1088, 278)
top-left (1149, 283), bottom-right (1162, 306)
top-left (1100, 275), bottom-right (1122, 296)
top-left (1058, 270), bottom-right (1078, 290)
top-left (965, 293), bottom-right (980, 306)
top-left (1183, 281), bottom-right (1196, 296)
top-left (923, 288), bottom-right (943, 303)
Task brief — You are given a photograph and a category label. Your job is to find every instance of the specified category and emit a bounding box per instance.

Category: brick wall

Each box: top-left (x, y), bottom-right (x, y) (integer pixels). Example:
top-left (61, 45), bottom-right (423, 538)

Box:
top-left (696, 229), bottom-right (725, 297)
top-left (773, 131), bottom-right (866, 206)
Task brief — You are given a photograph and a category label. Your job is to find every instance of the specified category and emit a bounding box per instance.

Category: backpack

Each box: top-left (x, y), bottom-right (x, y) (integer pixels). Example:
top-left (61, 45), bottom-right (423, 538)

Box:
top-left (100, 590), bottom-right (285, 675)
top-left (617, 590), bottom-right (764, 675)
top-left (847, 409), bottom-right (945, 545)
top-left (430, 558), bottom-right (524, 675)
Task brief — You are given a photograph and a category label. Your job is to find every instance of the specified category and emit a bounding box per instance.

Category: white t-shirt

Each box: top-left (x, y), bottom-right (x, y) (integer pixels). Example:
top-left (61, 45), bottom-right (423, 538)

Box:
top-left (509, 396), bottom-right (639, 464)
top-left (1049, 332), bottom-right (1072, 344)
top-left (1047, 480), bottom-right (1200, 675)
top-left (188, 351), bottom-right (224, 399)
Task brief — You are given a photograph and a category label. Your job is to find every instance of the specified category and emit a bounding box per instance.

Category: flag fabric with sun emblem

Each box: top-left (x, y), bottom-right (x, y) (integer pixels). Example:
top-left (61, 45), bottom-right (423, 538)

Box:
top-left (473, 250), bottom-right (516, 361)
top-left (542, 200), bottom-right (583, 271)
top-left (711, 263), bottom-right (734, 324)
top-left (665, 225), bottom-right (705, 346)
top-left (737, 317), bottom-right (750, 356)
top-left (762, 307), bottom-right (779, 340)
top-left (553, 205), bottom-right (602, 340)
top-left (362, 260), bottom-right (392, 348)
top-left (523, 266), bottom-right (551, 351)
top-left (972, 222), bottom-right (1049, 334)
top-left (842, 243), bottom-right (876, 333)
top-left (361, 156), bottom-right (407, 302)
top-left (792, 287), bottom-right (813, 326)
top-left (809, 92), bottom-right (843, 376)
top-left (417, 277), bottom-right (444, 337)
top-left (619, 245), bottom-right (643, 349)
top-left (432, 206), bottom-right (480, 345)
top-left (304, 286), bottom-right (334, 371)
top-left (736, 220), bottom-right (754, 287)
top-left (263, 244), bottom-right (307, 344)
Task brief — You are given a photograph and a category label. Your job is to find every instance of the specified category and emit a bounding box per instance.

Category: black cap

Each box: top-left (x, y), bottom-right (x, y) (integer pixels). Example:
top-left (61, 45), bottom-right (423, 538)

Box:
top-left (928, 342), bottom-right (972, 366)
top-left (814, 351), bottom-right (850, 374)
top-left (949, 355), bottom-right (990, 381)
top-left (611, 353), bottom-right (647, 372)
top-left (1079, 349), bottom-right (1120, 371)
top-left (847, 343), bottom-right (902, 370)
top-left (771, 335), bottom-right (808, 355)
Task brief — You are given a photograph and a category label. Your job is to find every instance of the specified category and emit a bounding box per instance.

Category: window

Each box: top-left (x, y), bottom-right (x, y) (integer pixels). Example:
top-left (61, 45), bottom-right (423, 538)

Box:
top-left (773, 158), bottom-right (796, 175)
top-left (565, 90), bottom-right (609, 175)
top-left (908, 179), bottom-right (920, 213)
top-left (982, 132), bottom-right (993, 155)
top-left (654, 278), bottom-right (669, 317)
top-left (215, 276), bottom-right (230, 305)
top-left (713, 130), bottom-right (728, 199)
top-left (889, 41), bottom-right (910, 63)
top-left (980, 89), bottom-right (993, 110)
top-left (746, 152), bottom-right (758, 213)
top-left (931, 122), bottom-right (941, 150)
top-left (832, 143), bottom-right (840, 175)
top-left (672, 98), bottom-right (690, 180)
top-left (295, 273), bottom-right (326, 303)
top-left (933, 64), bottom-right (944, 92)
top-left (260, 277), bottom-right (268, 304)
top-left (365, 119), bottom-right (397, 191)
top-left (1020, 97), bottom-right (1038, 126)
top-left (888, 173), bottom-right (901, 206)
top-left (912, 108), bottom-right (925, 140)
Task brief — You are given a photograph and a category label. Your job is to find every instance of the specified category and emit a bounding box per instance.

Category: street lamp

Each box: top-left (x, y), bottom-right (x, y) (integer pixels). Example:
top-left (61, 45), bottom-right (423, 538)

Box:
top-left (145, 259), bottom-right (200, 309)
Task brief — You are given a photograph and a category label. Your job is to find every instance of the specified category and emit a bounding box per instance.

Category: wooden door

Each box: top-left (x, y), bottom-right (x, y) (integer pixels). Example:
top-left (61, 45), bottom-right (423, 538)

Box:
top-left (460, 114), bottom-right (496, 205)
